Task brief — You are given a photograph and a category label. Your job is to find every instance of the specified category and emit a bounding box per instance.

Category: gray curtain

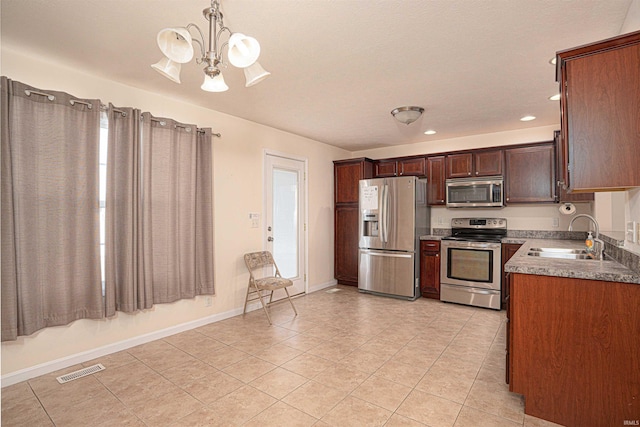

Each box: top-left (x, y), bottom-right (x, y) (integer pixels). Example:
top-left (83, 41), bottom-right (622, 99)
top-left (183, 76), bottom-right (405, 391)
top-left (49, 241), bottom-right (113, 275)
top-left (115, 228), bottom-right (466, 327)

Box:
top-left (1, 77), bottom-right (103, 341)
top-left (104, 104), bottom-right (151, 316)
top-left (140, 113), bottom-right (214, 304)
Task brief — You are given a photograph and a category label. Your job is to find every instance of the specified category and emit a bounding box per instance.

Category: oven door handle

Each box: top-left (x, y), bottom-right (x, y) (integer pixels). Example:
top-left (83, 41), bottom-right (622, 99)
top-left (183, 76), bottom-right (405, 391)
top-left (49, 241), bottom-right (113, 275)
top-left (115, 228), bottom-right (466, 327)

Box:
top-left (441, 240), bottom-right (501, 250)
top-left (450, 286), bottom-right (498, 295)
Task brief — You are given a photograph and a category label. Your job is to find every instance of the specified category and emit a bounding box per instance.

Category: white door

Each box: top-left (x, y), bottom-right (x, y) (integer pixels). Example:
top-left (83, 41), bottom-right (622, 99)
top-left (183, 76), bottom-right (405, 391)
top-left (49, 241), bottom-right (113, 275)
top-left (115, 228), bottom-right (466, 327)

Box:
top-left (264, 153), bottom-right (306, 297)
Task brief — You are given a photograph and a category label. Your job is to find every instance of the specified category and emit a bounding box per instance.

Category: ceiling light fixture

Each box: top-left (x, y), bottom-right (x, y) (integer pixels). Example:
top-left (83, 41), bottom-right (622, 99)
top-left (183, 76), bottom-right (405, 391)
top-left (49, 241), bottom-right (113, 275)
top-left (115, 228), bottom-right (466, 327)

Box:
top-left (520, 115), bottom-right (536, 122)
top-left (391, 106), bottom-right (424, 125)
top-left (549, 94), bottom-right (561, 101)
top-left (424, 130), bottom-right (437, 135)
top-left (151, 0), bottom-right (270, 92)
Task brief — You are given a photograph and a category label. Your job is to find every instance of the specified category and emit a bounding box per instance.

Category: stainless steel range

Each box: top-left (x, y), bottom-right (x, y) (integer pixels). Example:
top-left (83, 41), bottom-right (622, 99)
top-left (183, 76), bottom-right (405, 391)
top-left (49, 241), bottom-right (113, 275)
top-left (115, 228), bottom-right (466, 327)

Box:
top-left (440, 218), bottom-right (506, 310)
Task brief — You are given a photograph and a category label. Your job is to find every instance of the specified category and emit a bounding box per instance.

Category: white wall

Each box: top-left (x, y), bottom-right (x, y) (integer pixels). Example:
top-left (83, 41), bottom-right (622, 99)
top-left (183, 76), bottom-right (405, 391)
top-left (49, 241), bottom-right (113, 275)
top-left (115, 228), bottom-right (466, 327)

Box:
top-left (0, 49), bottom-right (348, 379)
top-left (621, 0), bottom-right (640, 33)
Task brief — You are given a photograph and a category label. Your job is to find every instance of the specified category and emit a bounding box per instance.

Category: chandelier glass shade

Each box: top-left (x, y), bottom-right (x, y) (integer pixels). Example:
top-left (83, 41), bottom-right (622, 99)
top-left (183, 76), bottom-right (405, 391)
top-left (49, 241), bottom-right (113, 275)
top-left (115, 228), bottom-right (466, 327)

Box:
top-left (151, 0), bottom-right (270, 92)
top-left (391, 106), bottom-right (424, 125)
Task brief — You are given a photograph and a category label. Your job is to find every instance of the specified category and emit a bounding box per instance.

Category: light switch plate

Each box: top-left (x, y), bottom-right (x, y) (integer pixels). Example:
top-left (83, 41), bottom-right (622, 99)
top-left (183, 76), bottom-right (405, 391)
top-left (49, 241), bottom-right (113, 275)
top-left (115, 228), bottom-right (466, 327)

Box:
top-left (626, 221), bottom-right (638, 243)
top-left (249, 212), bottom-right (260, 228)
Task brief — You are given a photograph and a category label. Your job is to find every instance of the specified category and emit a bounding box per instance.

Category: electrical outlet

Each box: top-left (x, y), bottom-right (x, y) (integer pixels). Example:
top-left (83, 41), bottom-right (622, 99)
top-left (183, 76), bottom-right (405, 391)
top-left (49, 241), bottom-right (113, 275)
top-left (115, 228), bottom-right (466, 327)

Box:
top-left (204, 296), bottom-right (212, 307)
top-left (552, 217), bottom-right (559, 228)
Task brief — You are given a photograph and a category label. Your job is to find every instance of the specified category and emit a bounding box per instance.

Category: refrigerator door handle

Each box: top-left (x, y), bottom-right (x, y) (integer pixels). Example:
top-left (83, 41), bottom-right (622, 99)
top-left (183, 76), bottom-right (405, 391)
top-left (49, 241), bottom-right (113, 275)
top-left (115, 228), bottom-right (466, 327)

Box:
top-left (381, 184), bottom-right (390, 242)
top-left (367, 251), bottom-right (413, 259)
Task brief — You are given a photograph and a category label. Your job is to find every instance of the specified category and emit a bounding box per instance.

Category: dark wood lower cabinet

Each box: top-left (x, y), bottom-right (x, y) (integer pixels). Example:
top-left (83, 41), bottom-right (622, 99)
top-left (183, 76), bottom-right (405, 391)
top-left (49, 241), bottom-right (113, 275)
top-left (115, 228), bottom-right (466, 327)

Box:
top-left (334, 205), bottom-right (359, 286)
top-left (509, 273), bottom-right (640, 426)
top-left (501, 243), bottom-right (522, 309)
top-left (420, 240), bottom-right (440, 299)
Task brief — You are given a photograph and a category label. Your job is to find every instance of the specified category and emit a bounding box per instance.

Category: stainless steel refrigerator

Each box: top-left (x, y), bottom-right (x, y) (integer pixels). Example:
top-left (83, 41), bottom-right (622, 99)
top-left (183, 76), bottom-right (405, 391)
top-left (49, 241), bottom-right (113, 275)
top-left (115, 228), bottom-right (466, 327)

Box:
top-left (358, 176), bottom-right (430, 300)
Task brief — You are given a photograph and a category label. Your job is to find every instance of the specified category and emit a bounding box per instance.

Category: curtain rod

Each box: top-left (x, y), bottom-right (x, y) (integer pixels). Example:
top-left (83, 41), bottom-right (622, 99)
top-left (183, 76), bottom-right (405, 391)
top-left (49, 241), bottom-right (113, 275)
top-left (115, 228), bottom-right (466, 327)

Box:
top-left (22, 89), bottom-right (220, 137)
top-left (149, 117), bottom-right (220, 137)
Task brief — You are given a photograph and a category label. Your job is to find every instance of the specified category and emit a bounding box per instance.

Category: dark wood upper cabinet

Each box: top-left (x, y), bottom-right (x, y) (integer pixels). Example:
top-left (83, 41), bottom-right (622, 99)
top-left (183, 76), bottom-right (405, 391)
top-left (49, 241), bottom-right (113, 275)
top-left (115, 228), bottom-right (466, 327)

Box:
top-left (373, 159), bottom-right (397, 178)
top-left (427, 156), bottom-right (446, 205)
top-left (373, 156), bottom-right (426, 178)
top-left (446, 150), bottom-right (503, 178)
top-left (557, 30), bottom-right (640, 191)
top-left (474, 150), bottom-right (503, 177)
top-left (398, 157), bottom-right (426, 177)
top-left (504, 143), bottom-right (556, 204)
top-left (446, 153), bottom-right (473, 178)
top-left (334, 158), bottom-right (373, 204)
top-left (554, 130), bottom-right (594, 202)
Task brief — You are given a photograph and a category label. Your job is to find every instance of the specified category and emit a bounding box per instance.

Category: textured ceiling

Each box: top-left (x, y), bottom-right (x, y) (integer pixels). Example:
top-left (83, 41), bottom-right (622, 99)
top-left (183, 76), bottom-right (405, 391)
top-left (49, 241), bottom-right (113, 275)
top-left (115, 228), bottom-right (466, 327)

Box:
top-left (1, 0), bottom-right (633, 151)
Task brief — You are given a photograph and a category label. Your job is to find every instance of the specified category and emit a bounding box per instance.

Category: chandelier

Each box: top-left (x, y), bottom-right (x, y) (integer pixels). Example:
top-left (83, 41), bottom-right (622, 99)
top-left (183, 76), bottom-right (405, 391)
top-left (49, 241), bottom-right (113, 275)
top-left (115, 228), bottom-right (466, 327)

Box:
top-left (151, 0), bottom-right (270, 92)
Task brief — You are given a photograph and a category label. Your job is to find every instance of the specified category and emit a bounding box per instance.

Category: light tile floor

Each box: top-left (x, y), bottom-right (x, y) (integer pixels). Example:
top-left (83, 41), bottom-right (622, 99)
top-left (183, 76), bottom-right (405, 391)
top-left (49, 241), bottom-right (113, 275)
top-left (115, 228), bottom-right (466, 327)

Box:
top-left (1, 286), bottom-right (563, 426)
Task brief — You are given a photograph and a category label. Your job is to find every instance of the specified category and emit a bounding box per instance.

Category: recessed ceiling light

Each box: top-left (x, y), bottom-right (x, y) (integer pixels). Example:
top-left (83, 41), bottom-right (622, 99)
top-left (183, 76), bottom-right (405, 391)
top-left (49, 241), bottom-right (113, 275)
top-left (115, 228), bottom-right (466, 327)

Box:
top-left (549, 94), bottom-right (561, 101)
top-left (520, 115), bottom-right (536, 122)
top-left (549, 57), bottom-right (557, 65)
top-left (424, 130), bottom-right (437, 135)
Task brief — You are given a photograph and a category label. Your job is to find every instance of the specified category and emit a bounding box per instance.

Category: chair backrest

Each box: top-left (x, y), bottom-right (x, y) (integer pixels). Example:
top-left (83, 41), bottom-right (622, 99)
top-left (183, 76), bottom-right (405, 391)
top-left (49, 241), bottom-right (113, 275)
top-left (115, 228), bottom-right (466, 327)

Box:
top-left (244, 251), bottom-right (279, 277)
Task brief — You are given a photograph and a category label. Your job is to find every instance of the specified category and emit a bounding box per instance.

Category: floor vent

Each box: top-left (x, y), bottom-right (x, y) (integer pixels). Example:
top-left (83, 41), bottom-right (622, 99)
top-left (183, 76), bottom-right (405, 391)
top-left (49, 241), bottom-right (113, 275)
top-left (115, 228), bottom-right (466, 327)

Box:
top-left (56, 364), bottom-right (105, 384)
top-left (325, 288), bottom-right (342, 293)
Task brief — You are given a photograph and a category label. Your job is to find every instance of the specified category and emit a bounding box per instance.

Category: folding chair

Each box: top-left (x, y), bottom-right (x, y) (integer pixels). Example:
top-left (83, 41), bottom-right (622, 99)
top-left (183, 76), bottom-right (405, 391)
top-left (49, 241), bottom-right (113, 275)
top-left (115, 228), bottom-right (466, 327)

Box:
top-left (243, 251), bottom-right (298, 324)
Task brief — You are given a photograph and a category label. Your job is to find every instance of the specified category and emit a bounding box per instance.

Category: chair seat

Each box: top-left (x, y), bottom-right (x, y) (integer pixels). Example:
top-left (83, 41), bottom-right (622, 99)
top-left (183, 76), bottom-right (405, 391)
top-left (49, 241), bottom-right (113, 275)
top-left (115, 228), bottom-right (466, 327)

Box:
top-left (254, 276), bottom-right (293, 290)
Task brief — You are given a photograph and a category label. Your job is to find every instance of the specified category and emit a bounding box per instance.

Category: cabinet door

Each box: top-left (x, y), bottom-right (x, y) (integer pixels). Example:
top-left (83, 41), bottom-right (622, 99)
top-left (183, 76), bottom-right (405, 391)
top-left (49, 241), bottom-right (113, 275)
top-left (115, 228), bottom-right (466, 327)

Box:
top-left (427, 156), bottom-right (446, 205)
top-left (505, 144), bottom-right (556, 204)
top-left (501, 243), bottom-right (522, 310)
top-left (334, 205), bottom-right (360, 285)
top-left (374, 160), bottom-right (397, 178)
top-left (398, 157), bottom-right (426, 177)
top-left (559, 33), bottom-right (640, 191)
top-left (334, 161), bottom-right (368, 204)
top-left (554, 131), bottom-right (594, 202)
top-left (446, 153), bottom-right (473, 178)
top-left (420, 240), bottom-right (441, 299)
top-left (474, 150), bottom-right (503, 177)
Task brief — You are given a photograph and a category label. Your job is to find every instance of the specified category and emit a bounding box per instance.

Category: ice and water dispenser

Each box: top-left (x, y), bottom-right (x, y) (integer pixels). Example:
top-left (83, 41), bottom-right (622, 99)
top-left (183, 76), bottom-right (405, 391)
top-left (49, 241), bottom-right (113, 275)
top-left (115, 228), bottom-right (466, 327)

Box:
top-left (362, 213), bottom-right (379, 237)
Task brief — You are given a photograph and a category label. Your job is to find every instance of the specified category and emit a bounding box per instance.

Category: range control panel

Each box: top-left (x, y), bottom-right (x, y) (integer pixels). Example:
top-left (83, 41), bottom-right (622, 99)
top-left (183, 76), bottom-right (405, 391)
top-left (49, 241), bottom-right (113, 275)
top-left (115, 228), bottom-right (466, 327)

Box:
top-left (451, 218), bottom-right (507, 230)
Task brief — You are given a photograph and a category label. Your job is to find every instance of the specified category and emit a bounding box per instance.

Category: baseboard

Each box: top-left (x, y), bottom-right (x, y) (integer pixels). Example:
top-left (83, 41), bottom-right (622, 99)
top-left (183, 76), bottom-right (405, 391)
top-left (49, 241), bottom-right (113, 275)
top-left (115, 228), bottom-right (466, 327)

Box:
top-left (308, 279), bottom-right (337, 294)
top-left (1, 279), bottom-right (339, 388)
top-left (1, 306), bottom-right (245, 387)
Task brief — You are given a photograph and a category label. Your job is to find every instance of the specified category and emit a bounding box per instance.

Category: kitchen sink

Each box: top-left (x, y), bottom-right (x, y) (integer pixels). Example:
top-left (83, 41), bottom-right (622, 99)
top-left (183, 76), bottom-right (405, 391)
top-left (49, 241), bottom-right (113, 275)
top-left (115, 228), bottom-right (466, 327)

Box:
top-left (527, 247), bottom-right (596, 260)
top-left (528, 247), bottom-right (588, 254)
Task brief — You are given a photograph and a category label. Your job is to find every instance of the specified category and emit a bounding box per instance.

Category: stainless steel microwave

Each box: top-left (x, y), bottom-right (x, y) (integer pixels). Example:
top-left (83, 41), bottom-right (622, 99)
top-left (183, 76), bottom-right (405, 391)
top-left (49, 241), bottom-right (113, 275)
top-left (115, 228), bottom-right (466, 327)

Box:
top-left (445, 176), bottom-right (504, 208)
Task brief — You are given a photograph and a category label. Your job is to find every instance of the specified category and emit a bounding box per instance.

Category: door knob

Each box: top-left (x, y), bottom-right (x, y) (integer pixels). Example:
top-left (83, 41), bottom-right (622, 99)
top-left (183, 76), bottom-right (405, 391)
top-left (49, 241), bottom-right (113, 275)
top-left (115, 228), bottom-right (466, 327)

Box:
top-left (267, 236), bottom-right (274, 242)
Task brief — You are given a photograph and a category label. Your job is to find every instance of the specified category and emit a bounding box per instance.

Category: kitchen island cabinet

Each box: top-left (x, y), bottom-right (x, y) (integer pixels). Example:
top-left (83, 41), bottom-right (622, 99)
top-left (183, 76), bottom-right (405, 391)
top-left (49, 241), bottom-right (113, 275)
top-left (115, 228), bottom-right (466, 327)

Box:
top-left (419, 240), bottom-right (440, 299)
top-left (500, 243), bottom-right (521, 310)
top-left (508, 273), bottom-right (640, 426)
top-left (556, 30), bottom-right (640, 191)
top-left (334, 158), bottom-right (373, 286)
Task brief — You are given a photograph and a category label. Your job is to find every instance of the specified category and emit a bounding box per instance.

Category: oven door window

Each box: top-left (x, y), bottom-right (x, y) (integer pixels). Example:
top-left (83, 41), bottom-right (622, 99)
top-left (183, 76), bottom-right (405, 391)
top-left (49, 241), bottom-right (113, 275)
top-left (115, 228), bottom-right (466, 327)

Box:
top-left (447, 248), bottom-right (493, 283)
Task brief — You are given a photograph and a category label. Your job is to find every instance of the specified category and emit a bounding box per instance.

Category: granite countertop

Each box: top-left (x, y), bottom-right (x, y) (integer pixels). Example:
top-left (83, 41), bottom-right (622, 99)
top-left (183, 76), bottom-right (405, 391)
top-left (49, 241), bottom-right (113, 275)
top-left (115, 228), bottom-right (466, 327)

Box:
top-left (504, 239), bottom-right (640, 284)
top-left (419, 235), bottom-right (443, 241)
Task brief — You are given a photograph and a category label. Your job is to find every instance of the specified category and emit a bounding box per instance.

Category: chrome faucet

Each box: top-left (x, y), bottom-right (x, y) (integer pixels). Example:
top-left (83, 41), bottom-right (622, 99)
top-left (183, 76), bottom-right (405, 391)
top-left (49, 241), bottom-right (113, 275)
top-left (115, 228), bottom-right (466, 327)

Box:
top-left (568, 214), bottom-right (605, 260)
